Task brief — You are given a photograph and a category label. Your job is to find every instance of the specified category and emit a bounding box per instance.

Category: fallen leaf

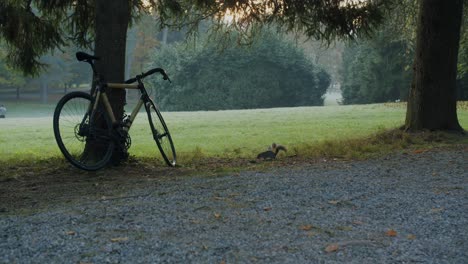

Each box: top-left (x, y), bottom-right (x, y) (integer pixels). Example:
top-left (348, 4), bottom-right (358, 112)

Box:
top-left (352, 220), bottom-right (364, 225)
top-left (328, 200), bottom-right (339, 205)
top-left (110, 237), bottom-right (128, 242)
top-left (300, 225), bottom-right (314, 231)
top-left (324, 243), bottom-right (339, 253)
top-left (407, 234), bottom-right (416, 240)
top-left (412, 149), bottom-right (426, 154)
top-left (385, 229), bottom-right (397, 237)
top-left (430, 207), bottom-right (444, 213)
top-left (214, 213), bottom-right (222, 219)
top-left (66, 231), bottom-right (76, 236)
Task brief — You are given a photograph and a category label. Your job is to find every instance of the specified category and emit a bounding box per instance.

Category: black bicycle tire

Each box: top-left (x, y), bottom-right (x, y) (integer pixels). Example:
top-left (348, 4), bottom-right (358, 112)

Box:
top-left (145, 100), bottom-right (176, 167)
top-left (53, 91), bottom-right (114, 171)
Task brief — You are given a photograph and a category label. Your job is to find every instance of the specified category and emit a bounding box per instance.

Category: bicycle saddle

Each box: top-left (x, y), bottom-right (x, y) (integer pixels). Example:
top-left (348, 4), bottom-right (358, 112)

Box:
top-left (76, 52), bottom-right (100, 62)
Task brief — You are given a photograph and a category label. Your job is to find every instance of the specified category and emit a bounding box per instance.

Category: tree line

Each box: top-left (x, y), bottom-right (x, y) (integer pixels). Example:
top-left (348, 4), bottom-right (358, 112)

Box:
top-left (150, 30), bottom-right (330, 111)
top-left (2, 2), bottom-right (466, 109)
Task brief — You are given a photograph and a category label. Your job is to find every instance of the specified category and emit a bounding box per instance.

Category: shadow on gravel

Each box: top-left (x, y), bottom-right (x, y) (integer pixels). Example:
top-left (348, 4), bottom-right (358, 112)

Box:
top-left (0, 159), bottom-right (190, 214)
top-left (0, 155), bottom-right (308, 214)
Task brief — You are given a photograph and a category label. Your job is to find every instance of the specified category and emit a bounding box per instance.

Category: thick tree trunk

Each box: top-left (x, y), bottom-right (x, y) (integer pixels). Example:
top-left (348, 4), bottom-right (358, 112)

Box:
top-left (94, 0), bottom-right (130, 119)
top-left (405, 0), bottom-right (464, 131)
top-left (93, 0), bottom-right (130, 163)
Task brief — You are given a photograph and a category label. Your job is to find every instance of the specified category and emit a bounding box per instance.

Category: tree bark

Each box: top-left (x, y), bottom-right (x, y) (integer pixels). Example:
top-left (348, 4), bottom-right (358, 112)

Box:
top-left (93, 0), bottom-right (131, 163)
top-left (94, 0), bottom-right (130, 119)
top-left (405, 0), bottom-right (464, 131)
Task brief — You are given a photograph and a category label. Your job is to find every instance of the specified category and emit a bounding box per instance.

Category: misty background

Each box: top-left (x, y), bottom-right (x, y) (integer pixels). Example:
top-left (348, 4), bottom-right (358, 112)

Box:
top-left (0, 13), bottom-right (467, 112)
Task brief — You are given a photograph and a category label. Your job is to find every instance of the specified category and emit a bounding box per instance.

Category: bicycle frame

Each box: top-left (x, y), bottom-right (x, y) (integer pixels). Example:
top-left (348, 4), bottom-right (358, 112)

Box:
top-left (89, 81), bottom-right (154, 133)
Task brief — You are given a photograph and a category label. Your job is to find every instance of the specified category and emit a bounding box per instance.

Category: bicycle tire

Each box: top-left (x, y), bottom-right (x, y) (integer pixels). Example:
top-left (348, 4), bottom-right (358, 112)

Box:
top-left (145, 100), bottom-right (176, 167)
top-left (53, 91), bottom-right (114, 171)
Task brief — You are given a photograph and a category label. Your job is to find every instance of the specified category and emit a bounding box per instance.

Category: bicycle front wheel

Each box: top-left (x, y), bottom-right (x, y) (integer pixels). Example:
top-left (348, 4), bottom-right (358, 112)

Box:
top-left (145, 100), bottom-right (176, 167)
top-left (53, 91), bottom-right (114, 171)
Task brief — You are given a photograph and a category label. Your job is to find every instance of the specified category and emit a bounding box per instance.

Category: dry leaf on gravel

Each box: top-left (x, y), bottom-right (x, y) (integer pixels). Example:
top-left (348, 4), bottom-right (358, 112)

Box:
top-left (385, 229), bottom-right (397, 237)
top-left (110, 237), bottom-right (129, 242)
top-left (430, 207), bottom-right (444, 213)
top-left (300, 225), bottom-right (313, 231)
top-left (352, 220), bottom-right (364, 225)
top-left (325, 243), bottom-right (339, 253)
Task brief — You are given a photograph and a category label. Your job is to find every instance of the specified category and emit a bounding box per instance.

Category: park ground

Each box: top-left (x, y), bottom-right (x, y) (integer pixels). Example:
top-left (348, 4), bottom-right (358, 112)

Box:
top-left (0, 102), bottom-right (467, 215)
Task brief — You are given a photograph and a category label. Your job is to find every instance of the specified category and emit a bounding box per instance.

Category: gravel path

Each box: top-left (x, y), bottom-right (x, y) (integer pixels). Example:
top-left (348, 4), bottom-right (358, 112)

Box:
top-left (1, 147), bottom-right (467, 263)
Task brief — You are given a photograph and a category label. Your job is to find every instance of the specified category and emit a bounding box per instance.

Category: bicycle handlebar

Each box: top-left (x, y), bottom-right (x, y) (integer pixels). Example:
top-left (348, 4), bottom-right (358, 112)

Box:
top-left (125, 68), bottom-right (171, 84)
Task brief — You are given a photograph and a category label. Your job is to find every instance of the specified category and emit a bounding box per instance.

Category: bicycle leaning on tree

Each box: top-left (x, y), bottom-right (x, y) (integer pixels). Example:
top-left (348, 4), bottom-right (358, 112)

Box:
top-left (53, 52), bottom-right (176, 171)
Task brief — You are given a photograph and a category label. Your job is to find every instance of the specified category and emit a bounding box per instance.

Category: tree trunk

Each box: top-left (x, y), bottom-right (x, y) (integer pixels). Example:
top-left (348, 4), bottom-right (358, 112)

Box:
top-left (93, 0), bottom-right (131, 163)
top-left (94, 0), bottom-right (130, 118)
top-left (405, 0), bottom-right (464, 131)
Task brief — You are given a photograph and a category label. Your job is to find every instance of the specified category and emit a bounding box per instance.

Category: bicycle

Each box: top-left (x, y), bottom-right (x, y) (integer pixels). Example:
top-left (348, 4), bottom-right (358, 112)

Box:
top-left (53, 52), bottom-right (176, 171)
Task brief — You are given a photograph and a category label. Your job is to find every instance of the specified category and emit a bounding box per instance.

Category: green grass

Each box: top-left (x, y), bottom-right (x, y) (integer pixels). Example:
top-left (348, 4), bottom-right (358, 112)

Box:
top-left (0, 102), bottom-right (467, 166)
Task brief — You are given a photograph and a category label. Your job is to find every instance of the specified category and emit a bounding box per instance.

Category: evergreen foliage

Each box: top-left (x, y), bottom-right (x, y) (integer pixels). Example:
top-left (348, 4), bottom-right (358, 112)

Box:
top-left (340, 1), bottom-right (468, 104)
top-left (160, 0), bottom-right (392, 44)
top-left (0, 0), bottom-right (392, 76)
top-left (456, 4), bottom-right (468, 100)
top-left (340, 28), bottom-right (412, 104)
top-left (150, 31), bottom-right (330, 111)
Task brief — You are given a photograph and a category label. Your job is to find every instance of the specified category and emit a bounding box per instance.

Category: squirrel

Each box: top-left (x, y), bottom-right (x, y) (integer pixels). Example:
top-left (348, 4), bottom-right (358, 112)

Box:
top-left (256, 143), bottom-right (287, 160)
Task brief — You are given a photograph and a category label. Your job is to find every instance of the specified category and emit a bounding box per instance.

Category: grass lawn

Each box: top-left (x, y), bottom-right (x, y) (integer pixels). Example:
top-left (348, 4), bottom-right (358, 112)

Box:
top-left (0, 102), bottom-right (467, 166)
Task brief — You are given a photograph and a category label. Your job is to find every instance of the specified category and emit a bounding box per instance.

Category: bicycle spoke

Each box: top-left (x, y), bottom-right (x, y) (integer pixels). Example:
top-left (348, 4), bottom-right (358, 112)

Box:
top-left (53, 92), bottom-right (114, 171)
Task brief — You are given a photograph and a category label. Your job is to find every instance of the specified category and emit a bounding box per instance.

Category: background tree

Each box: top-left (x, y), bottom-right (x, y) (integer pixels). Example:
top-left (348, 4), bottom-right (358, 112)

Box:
top-left (456, 3), bottom-right (468, 101)
top-left (340, 25), bottom-right (413, 104)
top-left (151, 30), bottom-right (330, 111)
top-left (0, 42), bottom-right (26, 99)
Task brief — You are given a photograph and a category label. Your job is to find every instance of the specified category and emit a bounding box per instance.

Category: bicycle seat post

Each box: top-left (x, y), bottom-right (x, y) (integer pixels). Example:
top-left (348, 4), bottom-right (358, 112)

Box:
top-left (87, 60), bottom-right (98, 77)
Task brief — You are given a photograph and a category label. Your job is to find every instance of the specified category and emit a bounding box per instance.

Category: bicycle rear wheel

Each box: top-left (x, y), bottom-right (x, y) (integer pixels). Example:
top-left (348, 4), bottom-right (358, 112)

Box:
top-left (145, 100), bottom-right (176, 166)
top-left (53, 91), bottom-right (114, 171)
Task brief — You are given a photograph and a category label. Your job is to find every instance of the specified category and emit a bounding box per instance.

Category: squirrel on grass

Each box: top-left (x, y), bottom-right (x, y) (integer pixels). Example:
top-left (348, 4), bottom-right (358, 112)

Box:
top-left (256, 143), bottom-right (287, 160)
